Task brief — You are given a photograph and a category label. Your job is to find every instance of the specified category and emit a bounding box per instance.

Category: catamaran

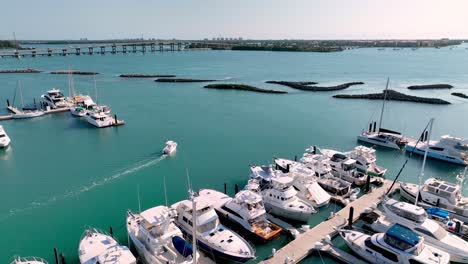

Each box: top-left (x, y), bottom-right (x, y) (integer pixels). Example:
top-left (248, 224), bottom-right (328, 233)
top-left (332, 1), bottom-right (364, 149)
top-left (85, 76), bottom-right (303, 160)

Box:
top-left (370, 198), bottom-right (468, 263)
top-left (78, 228), bottom-right (136, 264)
top-left (340, 224), bottom-right (450, 264)
top-left (357, 78), bottom-right (408, 149)
top-left (198, 189), bottom-right (282, 242)
top-left (126, 206), bottom-right (196, 264)
top-left (405, 135), bottom-right (468, 166)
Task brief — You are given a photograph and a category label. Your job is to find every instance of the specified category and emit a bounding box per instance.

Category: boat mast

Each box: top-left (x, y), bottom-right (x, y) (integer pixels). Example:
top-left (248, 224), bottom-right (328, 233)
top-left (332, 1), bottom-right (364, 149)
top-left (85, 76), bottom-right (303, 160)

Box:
top-left (415, 118), bottom-right (434, 205)
top-left (94, 75), bottom-right (98, 105)
top-left (377, 77), bottom-right (390, 133)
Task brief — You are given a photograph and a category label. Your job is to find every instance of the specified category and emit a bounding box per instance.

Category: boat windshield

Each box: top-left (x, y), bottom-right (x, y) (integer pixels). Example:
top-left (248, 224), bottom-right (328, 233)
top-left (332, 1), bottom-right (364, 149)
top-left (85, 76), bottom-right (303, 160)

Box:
top-left (384, 224), bottom-right (421, 253)
top-left (0, 134), bottom-right (5, 138)
top-left (197, 219), bottom-right (218, 233)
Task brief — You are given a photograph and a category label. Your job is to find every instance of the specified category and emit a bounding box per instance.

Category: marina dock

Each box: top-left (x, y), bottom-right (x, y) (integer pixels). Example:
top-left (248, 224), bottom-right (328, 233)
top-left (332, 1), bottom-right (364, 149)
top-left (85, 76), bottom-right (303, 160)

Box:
top-left (260, 180), bottom-right (398, 264)
top-left (0, 106), bottom-right (71, 121)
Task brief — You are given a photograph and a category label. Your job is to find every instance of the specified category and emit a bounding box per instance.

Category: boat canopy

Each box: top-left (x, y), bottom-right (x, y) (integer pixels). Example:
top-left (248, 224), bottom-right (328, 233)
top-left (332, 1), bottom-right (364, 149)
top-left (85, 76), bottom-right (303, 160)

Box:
top-left (172, 236), bottom-right (193, 258)
top-left (426, 207), bottom-right (449, 219)
top-left (384, 224), bottom-right (420, 250)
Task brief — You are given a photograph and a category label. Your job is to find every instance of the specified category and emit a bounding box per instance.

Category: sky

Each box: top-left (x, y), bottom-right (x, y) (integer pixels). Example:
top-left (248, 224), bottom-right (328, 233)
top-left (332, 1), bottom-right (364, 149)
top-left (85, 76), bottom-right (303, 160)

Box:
top-left (1, 0), bottom-right (468, 40)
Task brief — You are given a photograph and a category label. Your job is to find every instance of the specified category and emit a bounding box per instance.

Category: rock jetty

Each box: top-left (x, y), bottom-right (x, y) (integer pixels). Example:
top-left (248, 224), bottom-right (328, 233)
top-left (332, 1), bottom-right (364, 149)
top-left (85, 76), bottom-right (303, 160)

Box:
top-left (120, 74), bottom-right (176, 78)
top-left (0, 68), bottom-right (42, 73)
top-left (407, 84), bottom-right (453, 90)
top-left (155, 78), bottom-right (218, 83)
top-left (204, 84), bottom-right (287, 94)
top-left (333, 89), bottom-right (450, 105)
top-left (266, 81), bottom-right (363, 91)
top-left (50, 70), bottom-right (98, 75)
top-left (451, 92), bottom-right (468, 99)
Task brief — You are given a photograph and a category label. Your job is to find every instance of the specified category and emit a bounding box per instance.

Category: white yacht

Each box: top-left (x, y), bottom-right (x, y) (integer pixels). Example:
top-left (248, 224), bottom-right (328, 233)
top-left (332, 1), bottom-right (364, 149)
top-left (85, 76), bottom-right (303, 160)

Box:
top-left (340, 224), bottom-right (450, 264)
top-left (198, 189), bottom-right (282, 242)
top-left (345, 146), bottom-right (387, 176)
top-left (320, 149), bottom-right (367, 185)
top-left (171, 196), bottom-right (255, 263)
top-left (426, 208), bottom-right (468, 240)
top-left (162, 141), bottom-right (177, 155)
top-left (41, 88), bottom-right (69, 109)
top-left (10, 256), bottom-right (48, 264)
top-left (70, 95), bottom-right (96, 117)
top-left (0, 125), bottom-right (11, 148)
top-left (78, 228), bottom-right (136, 264)
top-left (273, 158), bottom-right (331, 207)
top-left (400, 177), bottom-right (468, 223)
top-left (246, 177), bottom-right (316, 222)
top-left (84, 111), bottom-right (116, 128)
top-left (405, 135), bottom-right (468, 165)
top-left (357, 78), bottom-right (408, 150)
top-left (126, 206), bottom-right (196, 264)
top-left (370, 199), bottom-right (468, 263)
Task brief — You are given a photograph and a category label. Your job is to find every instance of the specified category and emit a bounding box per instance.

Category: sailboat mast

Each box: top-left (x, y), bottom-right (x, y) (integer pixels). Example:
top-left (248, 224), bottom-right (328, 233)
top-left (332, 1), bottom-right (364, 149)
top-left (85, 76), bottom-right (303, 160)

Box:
top-left (377, 78), bottom-right (390, 133)
top-left (415, 118), bottom-right (434, 205)
top-left (19, 80), bottom-right (24, 110)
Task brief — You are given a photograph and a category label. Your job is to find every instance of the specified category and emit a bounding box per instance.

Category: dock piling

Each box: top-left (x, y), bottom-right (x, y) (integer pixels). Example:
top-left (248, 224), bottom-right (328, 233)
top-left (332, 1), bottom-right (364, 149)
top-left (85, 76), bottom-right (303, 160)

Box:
top-left (234, 184), bottom-right (239, 194)
top-left (365, 175), bottom-right (371, 193)
top-left (53, 248), bottom-right (59, 264)
top-left (60, 253), bottom-right (66, 264)
top-left (224, 183), bottom-right (227, 194)
top-left (347, 206), bottom-right (354, 228)
top-left (6, 99), bottom-right (10, 107)
top-left (114, 114), bottom-right (117, 124)
top-left (110, 226), bottom-right (114, 237)
top-left (294, 155), bottom-right (297, 162)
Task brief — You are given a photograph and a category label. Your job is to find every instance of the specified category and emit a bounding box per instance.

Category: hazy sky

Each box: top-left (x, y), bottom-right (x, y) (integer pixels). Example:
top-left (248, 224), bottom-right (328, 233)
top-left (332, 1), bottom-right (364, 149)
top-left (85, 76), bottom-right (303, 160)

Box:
top-left (1, 0), bottom-right (468, 40)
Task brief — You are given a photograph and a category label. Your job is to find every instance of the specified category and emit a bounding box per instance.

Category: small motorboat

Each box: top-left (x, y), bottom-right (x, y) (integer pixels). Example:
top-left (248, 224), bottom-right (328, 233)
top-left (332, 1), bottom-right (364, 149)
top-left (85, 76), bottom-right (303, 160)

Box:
top-left (0, 125), bottom-right (11, 148)
top-left (163, 141), bottom-right (177, 155)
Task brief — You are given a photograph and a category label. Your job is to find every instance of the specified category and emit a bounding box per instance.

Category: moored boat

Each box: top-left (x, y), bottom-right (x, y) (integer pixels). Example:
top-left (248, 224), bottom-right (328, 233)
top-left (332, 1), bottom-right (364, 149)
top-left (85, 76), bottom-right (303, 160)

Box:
top-left (405, 135), bottom-right (468, 166)
top-left (0, 125), bottom-right (11, 148)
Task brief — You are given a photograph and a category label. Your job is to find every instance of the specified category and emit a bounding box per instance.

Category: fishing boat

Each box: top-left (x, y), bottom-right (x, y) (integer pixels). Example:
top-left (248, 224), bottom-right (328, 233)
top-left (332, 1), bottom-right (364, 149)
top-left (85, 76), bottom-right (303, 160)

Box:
top-left (246, 176), bottom-right (316, 222)
top-left (162, 141), bottom-right (177, 155)
top-left (426, 208), bottom-right (468, 240)
top-left (320, 149), bottom-right (367, 185)
top-left (198, 189), bottom-right (282, 242)
top-left (273, 158), bottom-right (331, 207)
top-left (11, 81), bottom-right (44, 119)
top-left (41, 88), bottom-right (69, 109)
top-left (0, 125), bottom-right (11, 148)
top-left (405, 135), bottom-right (468, 166)
top-left (10, 256), bottom-right (48, 264)
top-left (357, 78), bottom-right (408, 149)
top-left (400, 176), bottom-right (468, 223)
top-left (126, 206), bottom-right (196, 264)
top-left (345, 146), bottom-right (387, 176)
top-left (340, 224), bottom-right (450, 264)
top-left (171, 195), bottom-right (255, 263)
top-left (78, 228), bottom-right (136, 264)
top-left (370, 198), bottom-right (468, 263)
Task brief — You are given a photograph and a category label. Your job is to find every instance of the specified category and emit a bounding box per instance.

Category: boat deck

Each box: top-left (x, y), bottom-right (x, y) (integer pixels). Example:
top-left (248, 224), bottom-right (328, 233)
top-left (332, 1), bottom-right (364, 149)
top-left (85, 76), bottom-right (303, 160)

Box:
top-left (260, 180), bottom-right (398, 264)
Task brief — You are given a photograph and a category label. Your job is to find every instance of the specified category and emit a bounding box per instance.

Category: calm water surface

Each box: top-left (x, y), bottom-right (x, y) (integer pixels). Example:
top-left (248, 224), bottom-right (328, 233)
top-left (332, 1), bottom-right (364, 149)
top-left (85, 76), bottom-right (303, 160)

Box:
top-left (0, 45), bottom-right (467, 263)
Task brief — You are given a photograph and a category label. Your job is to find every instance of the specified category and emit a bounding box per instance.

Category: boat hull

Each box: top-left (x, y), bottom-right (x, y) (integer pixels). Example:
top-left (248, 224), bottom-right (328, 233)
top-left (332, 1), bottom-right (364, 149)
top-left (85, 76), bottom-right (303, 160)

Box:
top-left (12, 112), bottom-right (44, 119)
top-left (357, 135), bottom-right (401, 150)
top-left (264, 203), bottom-right (312, 222)
top-left (405, 144), bottom-right (467, 166)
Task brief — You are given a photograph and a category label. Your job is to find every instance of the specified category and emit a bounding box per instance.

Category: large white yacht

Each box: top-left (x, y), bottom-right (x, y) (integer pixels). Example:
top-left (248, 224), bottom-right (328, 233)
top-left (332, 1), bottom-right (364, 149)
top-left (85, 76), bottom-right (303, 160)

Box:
top-left (246, 177), bottom-right (316, 222)
top-left (370, 199), bottom-right (468, 263)
top-left (198, 189), bottom-right (282, 242)
top-left (405, 135), bottom-right (468, 165)
top-left (126, 206), bottom-right (196, 264)
top-left (78, 228), bottom-right (136, 264)
top-left (320, 149), bottom-right (367, 185)
top-left (70, 95), bottom-right (96, 117)
top-left (345, 146), bottom-right (387, 176)
top-left (273, 158), bottom-right (331, 207)
top-left (41, 88), bottom-right (69, 109)
top-left (340, 224), bottom-right (450, 264)
top-left (10, 257), bottom-right (48, 264)
top-left (84, 111), bottom-right (116, 128)
top-left (171, 196), bottom-right (255, 263)
top-left (400, 177), bottom-right (468, 223)
top-left (0, 125), bottom-right (11, 148)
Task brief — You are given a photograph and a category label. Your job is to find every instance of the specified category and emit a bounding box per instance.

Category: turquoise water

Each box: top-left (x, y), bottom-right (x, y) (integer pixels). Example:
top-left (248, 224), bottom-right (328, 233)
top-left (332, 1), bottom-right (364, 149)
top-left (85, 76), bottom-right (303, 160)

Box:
top-left (0, 45), bottom-right (467, 263)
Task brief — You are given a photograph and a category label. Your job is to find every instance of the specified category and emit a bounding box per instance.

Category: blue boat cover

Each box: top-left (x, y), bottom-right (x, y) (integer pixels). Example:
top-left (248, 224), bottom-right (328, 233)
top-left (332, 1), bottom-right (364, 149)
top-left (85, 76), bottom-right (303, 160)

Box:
top-left (386, 224), bottom-right (420, 247)
top-left (426, 207), bottom-right (449, 218)
top-left (172, 236), bottom-right (193, 258)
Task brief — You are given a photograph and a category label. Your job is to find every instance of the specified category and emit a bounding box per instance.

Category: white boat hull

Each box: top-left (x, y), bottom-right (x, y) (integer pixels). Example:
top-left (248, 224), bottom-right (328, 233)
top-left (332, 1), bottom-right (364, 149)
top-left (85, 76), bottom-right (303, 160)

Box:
top-left (357, 134), bottom-right (401, 150)
top-left (264, 203), bottom-right (312, 222)
top-left (12, 111), bottom-right (45, 119)
top-left (405, 144), bottom-right (467, 165)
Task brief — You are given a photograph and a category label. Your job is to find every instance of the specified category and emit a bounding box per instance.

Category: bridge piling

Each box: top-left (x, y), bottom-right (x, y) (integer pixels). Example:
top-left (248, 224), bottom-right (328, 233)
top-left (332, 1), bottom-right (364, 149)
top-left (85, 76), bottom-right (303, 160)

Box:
top-left (111, 45), bottom-right (116, 54)
top-left (141, 44), bottom-right (146, 53)
top-left (150, 43), bottom-right (155, 52)
top-left (88, 47), bottom-right (93, 55)
top-left (122, 45), bottom-right (127, 53)
top-left (100, 46), bottom-right (105, 54)
top-left (75, 48), bottom-right (80, 56)
top-left (159, 43), bottom-right (163, 52)
top-left (132, 44), bottom-right (137, 53)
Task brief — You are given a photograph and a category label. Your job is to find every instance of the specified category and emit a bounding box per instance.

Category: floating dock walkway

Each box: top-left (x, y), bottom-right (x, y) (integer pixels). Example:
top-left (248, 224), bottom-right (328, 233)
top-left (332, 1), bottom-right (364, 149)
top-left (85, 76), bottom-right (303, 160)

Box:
top-left (0, 106), bottom-right (71, 121)
top-left (260, 180), bottom-right (398, 264)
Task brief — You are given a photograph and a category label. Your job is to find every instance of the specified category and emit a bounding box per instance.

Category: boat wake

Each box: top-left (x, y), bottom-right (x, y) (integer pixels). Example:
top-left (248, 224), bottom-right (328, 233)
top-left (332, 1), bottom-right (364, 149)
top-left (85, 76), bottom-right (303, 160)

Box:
top-left (0, 155), bottom-right (167, 221)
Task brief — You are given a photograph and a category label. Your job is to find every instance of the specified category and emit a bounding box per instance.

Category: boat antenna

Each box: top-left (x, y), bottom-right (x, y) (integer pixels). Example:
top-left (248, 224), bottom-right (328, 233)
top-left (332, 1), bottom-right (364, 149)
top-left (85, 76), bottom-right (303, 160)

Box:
top-left (137, 184), bottom-right (141, 213)
top-left (163, 175), bottom-right (168, 207)
top-left (385, 119), bottom-right (432, 195)
top-left (377, 77), bottom-right (389, 134)
top-left (414, 118), bottom-right (434, 205)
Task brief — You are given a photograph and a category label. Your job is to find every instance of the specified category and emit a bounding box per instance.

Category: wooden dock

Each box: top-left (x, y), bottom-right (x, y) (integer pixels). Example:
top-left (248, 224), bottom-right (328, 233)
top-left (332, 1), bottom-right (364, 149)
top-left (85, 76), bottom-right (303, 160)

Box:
top-left (260, 180), bottom-right (398, 264)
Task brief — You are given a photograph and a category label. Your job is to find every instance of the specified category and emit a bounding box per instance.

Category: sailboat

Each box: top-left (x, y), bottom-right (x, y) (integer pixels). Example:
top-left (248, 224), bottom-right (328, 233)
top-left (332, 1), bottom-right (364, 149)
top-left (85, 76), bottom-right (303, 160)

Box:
top-left (357, 78), bottom-right (407, 149)
top-left (12, 80), bottom-right (44, 119)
